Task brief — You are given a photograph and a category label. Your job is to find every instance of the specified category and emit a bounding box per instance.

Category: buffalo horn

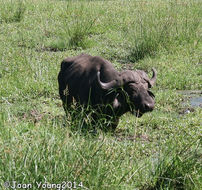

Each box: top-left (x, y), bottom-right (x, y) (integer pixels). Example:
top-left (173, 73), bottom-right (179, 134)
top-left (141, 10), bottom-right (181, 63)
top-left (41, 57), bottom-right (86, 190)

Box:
top-left (150, 68), bottom-right (157, 87)
top-left (97, 71), bottom-right (118, 90)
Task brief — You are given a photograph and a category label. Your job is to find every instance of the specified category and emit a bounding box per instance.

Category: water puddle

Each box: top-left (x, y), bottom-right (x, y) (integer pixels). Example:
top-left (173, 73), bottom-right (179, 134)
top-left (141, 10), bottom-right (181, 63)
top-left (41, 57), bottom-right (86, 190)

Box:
top-left (190, 97), bottom-right (202, 108)
top-left (178, 90), bottom-right (202, 107)
top-left (178, 90), bottom-right (202, 114)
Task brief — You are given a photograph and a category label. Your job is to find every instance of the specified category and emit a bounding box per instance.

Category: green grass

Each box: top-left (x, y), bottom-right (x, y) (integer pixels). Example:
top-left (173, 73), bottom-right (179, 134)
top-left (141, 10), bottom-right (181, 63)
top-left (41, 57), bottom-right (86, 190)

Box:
top-left (47, 1), bottom-right (97, 50)
top-left (0, 0), bottom-right (26, 23)
top-left (0, 0), bottom-right (201, 189)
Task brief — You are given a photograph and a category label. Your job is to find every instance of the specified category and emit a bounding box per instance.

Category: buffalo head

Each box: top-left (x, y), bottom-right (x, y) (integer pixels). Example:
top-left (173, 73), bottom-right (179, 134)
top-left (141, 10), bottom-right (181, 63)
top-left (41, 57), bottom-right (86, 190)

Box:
top-left (97, 68), bottom-right (157, 117)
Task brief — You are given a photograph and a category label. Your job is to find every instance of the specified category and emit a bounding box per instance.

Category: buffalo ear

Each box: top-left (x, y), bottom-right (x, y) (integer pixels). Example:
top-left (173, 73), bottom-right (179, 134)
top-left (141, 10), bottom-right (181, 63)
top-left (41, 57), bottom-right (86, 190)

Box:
top-left (97, 71), bottom-right (118, 90)
top-left (112, 97), bottom-right (120, 109)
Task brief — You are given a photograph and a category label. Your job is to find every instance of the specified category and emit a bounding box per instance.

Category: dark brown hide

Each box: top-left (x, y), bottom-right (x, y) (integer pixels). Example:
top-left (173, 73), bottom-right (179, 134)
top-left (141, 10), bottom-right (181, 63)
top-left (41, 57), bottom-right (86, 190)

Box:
top-left (58, 54), bottom-right (157, 129)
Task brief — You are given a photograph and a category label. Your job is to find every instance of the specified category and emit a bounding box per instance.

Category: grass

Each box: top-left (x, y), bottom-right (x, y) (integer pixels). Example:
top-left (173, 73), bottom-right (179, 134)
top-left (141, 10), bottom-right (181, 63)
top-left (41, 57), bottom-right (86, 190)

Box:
top-left (47, 1), bottom-right (97, 50)
top-left (0, 0), bottom-right (201, 189)
top-left (0, 0), bottom-right (26, 23)
top-left (144, 140), bottom-right (201, 189)
top-left (126, 1), bottom-right (201, 62)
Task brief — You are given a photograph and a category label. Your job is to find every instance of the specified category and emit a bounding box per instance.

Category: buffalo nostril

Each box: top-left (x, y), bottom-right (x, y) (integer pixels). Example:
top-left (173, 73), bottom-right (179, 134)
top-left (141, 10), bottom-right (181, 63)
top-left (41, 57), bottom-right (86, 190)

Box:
top-left (145, 103), bottom-right (154, 111)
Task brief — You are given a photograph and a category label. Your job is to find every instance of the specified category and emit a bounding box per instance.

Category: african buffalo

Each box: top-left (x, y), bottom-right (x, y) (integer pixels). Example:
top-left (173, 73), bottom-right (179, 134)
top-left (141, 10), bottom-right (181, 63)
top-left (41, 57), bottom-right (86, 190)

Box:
top-left (58, 53), bottom-right (157, 129)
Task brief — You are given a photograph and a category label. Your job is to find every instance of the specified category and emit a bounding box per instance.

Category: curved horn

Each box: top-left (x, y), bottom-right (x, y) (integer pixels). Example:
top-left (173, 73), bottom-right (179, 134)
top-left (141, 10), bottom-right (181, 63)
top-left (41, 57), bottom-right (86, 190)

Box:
top-left (150, 68), bottom-right (157, 87)
top-left (97, 71), bottom-right (118, 90)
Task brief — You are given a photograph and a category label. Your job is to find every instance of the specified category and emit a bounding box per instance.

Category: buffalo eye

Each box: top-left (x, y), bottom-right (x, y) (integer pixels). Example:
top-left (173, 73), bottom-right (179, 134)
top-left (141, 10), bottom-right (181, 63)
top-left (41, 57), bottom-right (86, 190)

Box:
top-left (126, 83), bottom-right (138, 93)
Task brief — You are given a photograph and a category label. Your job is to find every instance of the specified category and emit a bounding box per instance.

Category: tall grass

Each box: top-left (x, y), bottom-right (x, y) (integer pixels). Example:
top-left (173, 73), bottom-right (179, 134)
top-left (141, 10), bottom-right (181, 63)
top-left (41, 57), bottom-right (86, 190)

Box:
top-left (0, 115), bottom-right (200, 189)
top-left (143, 140), bottom-right (201, 190)
top-left (0, 0), bottom-right (26, 23)
top-left (48, 1), bottom-right (97, 50)
top-left (125, 1), bottom-right (202, 62)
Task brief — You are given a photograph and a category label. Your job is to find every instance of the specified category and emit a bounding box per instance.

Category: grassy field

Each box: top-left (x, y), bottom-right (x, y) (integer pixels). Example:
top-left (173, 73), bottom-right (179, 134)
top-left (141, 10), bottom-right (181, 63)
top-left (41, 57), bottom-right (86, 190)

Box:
top-left (0, 0), bottom-right (201, 189)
